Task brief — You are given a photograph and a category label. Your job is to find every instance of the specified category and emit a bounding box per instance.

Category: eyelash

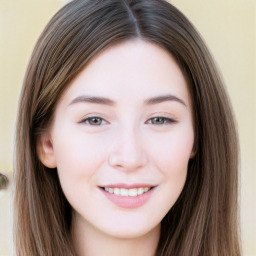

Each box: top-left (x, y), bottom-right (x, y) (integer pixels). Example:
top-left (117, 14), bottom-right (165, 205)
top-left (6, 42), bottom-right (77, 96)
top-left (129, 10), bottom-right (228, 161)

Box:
top-left (80, 117), bottom-right (107, 126)
top-left (147, 117), bottom-right (176, 125)
top-left (79, 116), bottom-right (177, 126)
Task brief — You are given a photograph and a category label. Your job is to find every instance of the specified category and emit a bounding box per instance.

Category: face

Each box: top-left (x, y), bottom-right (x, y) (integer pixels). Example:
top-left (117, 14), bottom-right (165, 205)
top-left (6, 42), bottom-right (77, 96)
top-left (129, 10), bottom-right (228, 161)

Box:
top-left (39, 40), bottom-right (194, 239)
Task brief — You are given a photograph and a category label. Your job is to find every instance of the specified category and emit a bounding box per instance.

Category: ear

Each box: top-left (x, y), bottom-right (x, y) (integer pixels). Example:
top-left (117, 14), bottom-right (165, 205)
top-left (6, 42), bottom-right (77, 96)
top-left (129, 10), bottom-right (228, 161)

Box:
top-left (190, 140), bottom-right (197, 159)
top-left (190, 148), bottom-right (196, 159)
top-left (37, 132), bottom-right (57, 168)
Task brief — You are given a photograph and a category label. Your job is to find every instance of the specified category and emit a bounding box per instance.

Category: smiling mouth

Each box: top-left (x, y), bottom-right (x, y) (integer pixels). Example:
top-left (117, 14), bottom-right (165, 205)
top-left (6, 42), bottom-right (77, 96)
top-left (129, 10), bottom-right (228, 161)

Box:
top-left (101, 187), bottom-right (152, 197)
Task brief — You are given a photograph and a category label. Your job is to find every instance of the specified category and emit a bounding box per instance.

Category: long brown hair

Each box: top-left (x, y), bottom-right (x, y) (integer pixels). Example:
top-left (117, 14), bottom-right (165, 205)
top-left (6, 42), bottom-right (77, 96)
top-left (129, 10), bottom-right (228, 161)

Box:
top-left (14, 0), bottom-right (240, 255)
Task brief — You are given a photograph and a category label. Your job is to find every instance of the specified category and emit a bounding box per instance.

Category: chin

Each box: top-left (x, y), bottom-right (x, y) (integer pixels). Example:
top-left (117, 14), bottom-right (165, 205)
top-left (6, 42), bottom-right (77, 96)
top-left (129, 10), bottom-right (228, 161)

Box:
top-left (98, 221), bottom-right (161, 240)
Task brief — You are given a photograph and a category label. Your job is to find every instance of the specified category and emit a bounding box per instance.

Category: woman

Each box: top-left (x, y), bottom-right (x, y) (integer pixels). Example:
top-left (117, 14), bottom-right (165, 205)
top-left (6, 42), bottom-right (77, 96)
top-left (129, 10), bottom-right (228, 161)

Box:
top-left (14, 0), bottom-right (241, 255)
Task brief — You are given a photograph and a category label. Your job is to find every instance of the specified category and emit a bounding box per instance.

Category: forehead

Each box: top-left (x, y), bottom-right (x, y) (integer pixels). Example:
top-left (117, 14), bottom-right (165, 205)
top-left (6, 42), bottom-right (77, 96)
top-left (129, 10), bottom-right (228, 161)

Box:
top-left (59, 39), bottom-right (191, 107)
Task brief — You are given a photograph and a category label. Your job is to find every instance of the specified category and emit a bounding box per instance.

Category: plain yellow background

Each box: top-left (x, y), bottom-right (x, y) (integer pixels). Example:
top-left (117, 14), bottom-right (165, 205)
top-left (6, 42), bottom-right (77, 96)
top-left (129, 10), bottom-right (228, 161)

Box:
top-left (0, 0), bottom-right (255, 255)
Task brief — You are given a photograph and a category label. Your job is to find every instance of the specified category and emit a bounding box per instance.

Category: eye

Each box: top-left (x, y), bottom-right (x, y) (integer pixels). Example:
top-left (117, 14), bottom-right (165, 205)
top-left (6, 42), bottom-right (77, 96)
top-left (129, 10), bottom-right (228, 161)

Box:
top-left (148, 117), bottom-right (176, 125)
top-left (81, 116), bottom-right (107, 126)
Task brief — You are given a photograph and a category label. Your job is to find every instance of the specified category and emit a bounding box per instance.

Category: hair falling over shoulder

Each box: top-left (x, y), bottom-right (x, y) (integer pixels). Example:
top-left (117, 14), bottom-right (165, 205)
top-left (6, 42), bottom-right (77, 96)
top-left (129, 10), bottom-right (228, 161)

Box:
top-left (14, 0), bottom-right (241, 255)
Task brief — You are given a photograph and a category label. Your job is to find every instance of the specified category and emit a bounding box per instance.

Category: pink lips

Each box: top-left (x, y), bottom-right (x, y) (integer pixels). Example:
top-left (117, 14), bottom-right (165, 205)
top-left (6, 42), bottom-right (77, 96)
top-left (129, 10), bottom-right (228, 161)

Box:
top-left (100, 184), bottom-right (155, 209)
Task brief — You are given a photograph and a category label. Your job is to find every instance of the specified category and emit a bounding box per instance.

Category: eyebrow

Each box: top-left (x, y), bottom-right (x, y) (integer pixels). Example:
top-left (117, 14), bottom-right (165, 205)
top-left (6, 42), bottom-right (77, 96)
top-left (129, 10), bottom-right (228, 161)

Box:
top-left (144, 95), bottom-right (187, 107)
top-left (68, 94), bottom-right (187, 107)
top-left (69, 95), bottom-right (115, 106)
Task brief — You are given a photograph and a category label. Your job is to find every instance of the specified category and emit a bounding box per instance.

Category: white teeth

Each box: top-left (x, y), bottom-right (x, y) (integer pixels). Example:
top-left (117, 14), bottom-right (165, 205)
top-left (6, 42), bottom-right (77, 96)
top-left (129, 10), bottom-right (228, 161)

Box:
top-left (144, 187), bottom-right (150, 192)
top-left (114, 188), bottom-right (120, 195)
top-left (128, 188), bottom-right (137, 197)
top-left (120, 188), bottom-right (129, 196)
top-left (137, 187), bottom-right (144, 195)
top-left (104, 187), bottom-right (151, 197)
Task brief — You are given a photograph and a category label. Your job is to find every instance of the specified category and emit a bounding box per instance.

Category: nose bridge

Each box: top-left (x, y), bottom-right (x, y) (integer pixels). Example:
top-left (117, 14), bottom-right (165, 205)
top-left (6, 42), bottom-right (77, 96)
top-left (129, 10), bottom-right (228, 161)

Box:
top-left (108, 122), bottom-right (148, 170)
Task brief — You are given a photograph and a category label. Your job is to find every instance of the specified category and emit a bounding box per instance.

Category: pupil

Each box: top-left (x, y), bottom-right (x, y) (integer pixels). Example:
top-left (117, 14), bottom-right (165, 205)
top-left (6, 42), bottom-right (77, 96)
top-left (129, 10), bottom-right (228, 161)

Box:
top-left (91, 118), bottom-right (100, 124)
top-left (154, 117), bottom-right (163, 124)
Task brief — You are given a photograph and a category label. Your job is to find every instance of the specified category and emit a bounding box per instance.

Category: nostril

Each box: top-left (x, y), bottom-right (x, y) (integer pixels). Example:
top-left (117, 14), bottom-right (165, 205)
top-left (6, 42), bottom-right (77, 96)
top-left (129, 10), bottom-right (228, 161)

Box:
top-left (0, 173), bottom-right (9, 190)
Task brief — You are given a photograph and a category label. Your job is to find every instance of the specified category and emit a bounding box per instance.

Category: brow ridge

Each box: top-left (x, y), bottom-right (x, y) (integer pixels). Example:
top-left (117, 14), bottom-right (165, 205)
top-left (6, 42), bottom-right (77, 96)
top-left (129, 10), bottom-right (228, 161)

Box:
top-left (69, 94), bottom-right (187, 107)
top-left (144, 95), bottom-right (187, 107)
top-left (69, 96), bottom-right (115, 106)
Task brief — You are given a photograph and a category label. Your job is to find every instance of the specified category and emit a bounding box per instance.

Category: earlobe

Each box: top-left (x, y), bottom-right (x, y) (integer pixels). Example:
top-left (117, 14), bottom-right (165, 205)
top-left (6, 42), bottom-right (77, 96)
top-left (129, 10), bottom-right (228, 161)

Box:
top-left (190, 149), bottom-right (196, 159)
top-left (190, 141), bottom-right (197, 159)
top-left (37, 133), bottom-right (57, 168)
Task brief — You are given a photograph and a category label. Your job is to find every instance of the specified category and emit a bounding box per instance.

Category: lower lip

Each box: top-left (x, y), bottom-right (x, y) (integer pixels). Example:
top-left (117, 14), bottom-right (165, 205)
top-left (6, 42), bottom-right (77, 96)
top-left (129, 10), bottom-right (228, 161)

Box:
top-left (100, 188), bottom-right (155, 209)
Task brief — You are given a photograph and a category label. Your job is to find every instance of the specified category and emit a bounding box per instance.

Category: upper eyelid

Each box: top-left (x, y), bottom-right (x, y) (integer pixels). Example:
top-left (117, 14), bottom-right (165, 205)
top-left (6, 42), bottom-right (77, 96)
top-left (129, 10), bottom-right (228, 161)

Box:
top-left (77, 109), bottom-right (177, 119)
top-left (79, 113), bottom-right (107, 122)
top-left (146, 112), bottom-right (178, 122)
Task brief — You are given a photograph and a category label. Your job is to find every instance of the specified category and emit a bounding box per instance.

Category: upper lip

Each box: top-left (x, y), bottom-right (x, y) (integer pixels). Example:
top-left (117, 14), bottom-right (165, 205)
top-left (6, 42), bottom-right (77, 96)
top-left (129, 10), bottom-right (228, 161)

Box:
top-left (99, 183), bottom-right (156, 189)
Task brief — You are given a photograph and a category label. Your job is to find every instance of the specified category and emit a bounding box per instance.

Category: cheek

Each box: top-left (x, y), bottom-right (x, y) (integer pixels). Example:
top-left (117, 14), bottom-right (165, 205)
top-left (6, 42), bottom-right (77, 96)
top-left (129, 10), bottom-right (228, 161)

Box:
top-left (52, 126), bottom-right (109, 189)
top-left (159, 139), bottom-right (190, 191)
top-left (149, 128), bottom-right (194, 175)
top-left (52, 132), bottom-right (110, 211)
top-left (148, 127), bottom-right (193, 209)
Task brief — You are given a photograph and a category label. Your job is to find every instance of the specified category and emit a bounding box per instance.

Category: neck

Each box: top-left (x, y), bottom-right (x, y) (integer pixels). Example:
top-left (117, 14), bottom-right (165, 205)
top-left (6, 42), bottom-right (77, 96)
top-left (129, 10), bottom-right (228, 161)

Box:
top-left (71, 212), bottom-right (160, 256)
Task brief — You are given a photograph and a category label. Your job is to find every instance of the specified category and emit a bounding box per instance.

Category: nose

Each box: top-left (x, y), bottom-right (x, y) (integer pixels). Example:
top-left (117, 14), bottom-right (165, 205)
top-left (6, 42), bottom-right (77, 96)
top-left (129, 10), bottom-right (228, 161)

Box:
top-left (108, 127), bottom-right (148, 172)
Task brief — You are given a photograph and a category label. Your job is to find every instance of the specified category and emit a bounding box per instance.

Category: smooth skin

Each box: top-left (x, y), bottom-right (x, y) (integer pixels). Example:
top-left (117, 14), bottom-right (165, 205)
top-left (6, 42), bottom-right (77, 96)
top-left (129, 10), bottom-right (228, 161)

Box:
top-left (38, 39), bottom-right (195, 256)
